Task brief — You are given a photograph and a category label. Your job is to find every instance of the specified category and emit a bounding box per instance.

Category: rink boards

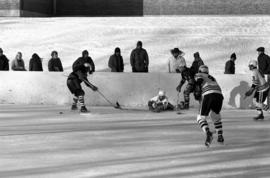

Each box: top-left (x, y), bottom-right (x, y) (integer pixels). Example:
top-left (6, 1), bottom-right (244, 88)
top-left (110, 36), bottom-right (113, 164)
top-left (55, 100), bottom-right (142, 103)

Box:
top-left (0, 72), bottom-right (252, 109)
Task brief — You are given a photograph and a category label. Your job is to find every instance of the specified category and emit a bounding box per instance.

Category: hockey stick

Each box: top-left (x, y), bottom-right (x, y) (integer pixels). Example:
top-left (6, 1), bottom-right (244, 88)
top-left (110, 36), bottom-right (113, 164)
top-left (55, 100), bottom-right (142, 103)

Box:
top-left (82, 79), bottom-right (122, 109)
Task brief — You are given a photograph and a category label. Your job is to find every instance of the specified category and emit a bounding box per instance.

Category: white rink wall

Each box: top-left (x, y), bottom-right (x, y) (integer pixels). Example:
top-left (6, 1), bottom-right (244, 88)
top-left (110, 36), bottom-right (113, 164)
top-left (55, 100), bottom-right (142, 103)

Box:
top-left (0, 72), bottom-right (253, 109)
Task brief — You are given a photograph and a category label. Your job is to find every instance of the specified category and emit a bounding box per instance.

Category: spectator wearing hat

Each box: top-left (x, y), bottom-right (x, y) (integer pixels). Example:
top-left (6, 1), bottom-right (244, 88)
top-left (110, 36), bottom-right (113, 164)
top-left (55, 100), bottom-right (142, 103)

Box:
top-left (224, 53), bottom-right (237, 74)
top-left (0, 48), bottom-right (9, 71)
top-left (48, 51), bottom-right (64, 72)
top-left (29, 53), bottom-right (43, 71)
top-left (257, 47), bottom-right (270, 75)
top-left (130, 41), bottom-right (149, 73)
top-left (11, 52), bottom-right (26, 71)
top-left (168, 48), bottom-right (186, 73)
top-left (191, 52), bottom-right (204, 74)
top-left (108, 47), bottom-right (124, 72)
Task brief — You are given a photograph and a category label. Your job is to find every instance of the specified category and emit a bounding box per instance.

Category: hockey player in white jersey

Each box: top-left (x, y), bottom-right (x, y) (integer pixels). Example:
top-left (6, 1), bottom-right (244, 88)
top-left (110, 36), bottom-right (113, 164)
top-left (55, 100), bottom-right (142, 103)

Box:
top-left (245, 60), bottom-right (270, 120)
top-left (148, 90), bottom-right (174, 112)
top-left (195, 65), bottom-right (224, 147)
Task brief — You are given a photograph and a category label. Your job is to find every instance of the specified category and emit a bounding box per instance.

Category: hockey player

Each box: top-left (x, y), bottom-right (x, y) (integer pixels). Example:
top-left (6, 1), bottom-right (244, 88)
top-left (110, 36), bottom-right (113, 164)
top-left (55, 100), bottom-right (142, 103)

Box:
top-left (195, 65), bottom-right (224, 147)
top-left (148, 90), bottom-right (174, 112)
top-left (67, 50), bottom-right (98, 113)
top-left (245, 60), bottom-right (270, 120)
top-left (176, 65), bottom-right (196, 109)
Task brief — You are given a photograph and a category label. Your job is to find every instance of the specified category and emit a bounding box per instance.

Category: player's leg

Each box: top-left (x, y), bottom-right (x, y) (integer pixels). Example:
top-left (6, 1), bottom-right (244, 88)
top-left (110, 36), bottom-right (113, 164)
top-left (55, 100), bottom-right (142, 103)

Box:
top-left (166, 102), bottom-right (175, 111)
top-left (183, 84), bottom-right (193, 109)
top-left (197, 95), bottom-right (213, 147)
top-left (67, 78), bottom-right (89, 113)
top-left (148, 101), bottom-right (155, 111)
top-left (253, 90), bottom-right (268, 120)
top-left (67, 79), bottom-right (79, 110)
top-left (210, 94), bottom-right (224, 143)
top-left (78, 93), bottom-right (88, 113)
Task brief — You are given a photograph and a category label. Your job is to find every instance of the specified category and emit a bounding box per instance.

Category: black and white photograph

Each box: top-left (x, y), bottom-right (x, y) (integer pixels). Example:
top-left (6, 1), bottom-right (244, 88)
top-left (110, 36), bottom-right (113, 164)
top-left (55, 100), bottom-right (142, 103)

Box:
top-left (1, 0), bottom-right (270, 177)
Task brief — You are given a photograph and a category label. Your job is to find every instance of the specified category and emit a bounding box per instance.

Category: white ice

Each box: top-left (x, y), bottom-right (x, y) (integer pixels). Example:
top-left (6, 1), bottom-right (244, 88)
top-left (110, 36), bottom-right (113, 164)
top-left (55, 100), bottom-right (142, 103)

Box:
top-left (0, 105), bottom-right (270, 178)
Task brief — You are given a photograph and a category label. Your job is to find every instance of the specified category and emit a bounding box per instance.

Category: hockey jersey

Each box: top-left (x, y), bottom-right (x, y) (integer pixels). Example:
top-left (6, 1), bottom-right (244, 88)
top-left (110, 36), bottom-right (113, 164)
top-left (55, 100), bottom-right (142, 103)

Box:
top-left (150, 96), bottom-right (169, 108)
top-left (195, 73), bottom-right (222, 96)
top-left (251, 69), bottom-right (269, 92)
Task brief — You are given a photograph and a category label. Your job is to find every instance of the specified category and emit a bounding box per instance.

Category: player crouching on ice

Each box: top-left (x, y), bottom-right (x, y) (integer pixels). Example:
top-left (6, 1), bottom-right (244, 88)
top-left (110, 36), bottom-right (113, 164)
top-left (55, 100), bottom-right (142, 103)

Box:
top-left (195, 65), bottom-right (224, 147)
top-left (245, 60), bottom-right (270, 120)
top-left (67, 50), bottom-right (98, 113)
top-left (148, 90), bottom-right (174, 112)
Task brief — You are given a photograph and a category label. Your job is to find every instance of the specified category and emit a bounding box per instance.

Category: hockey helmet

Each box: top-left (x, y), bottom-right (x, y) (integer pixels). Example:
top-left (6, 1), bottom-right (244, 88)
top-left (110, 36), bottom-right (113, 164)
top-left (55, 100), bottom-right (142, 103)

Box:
top-left (249, 60), bottom-right (257, 68)
top-left (158, 90), bottom-right (165, 97)
top-left (199, 65), bottom-right (209, 74)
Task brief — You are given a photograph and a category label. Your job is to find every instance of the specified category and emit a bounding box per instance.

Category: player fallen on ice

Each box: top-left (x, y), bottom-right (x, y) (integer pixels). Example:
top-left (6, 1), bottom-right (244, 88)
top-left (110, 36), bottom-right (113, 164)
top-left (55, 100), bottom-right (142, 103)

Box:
top-left (176, 65), bottom-right (196, 109)
top-left (195, 65), bottom-right (224, 147)
top-left (148, 90), bottom-right (174, 112)
top-left (67, 50), bottom-right (98, 113)
top-left (245, 60), bottom-right (270, 120)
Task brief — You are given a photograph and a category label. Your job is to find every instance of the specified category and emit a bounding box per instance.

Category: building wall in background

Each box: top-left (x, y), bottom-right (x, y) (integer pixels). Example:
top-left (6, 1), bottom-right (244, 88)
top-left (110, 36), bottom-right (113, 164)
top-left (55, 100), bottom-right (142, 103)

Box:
top-left (144, 0), bottom-right (270, 15)
top-left (0, 0), bottom-right (20, 16)
top-left (55, 0), bottom-right (143, 16)
top-left (20, 0), bottom-right (53, 17)
top-left (1, 0), bottom-right (270, 17)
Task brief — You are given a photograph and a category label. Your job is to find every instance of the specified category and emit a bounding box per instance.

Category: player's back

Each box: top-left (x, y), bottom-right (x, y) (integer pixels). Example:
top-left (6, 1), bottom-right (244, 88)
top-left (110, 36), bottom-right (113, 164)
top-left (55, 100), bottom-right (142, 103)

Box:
top-left (195, 73), bottom-right (222, 96)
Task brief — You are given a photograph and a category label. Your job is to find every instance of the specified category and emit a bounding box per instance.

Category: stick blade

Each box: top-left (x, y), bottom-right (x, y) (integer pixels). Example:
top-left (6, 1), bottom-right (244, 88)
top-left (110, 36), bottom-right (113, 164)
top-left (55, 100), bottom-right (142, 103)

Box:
top-left (114, 102), bottom-right (122, 109)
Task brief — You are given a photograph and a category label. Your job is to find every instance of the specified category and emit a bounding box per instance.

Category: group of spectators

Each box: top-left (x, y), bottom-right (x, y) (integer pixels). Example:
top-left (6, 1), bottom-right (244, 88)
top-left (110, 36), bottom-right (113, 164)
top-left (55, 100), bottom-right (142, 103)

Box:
top-left (0, 48), bottom-right (63, 72)
top-left (1, 42), bottom-right (270, 74)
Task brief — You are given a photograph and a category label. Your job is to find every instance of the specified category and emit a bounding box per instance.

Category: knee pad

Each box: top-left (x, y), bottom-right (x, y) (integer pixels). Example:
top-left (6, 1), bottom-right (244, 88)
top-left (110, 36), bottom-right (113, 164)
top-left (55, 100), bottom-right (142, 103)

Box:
top-left (210, 111), bottom-right (221, 123)
top-left (75, 89), bottom-right (85, 97)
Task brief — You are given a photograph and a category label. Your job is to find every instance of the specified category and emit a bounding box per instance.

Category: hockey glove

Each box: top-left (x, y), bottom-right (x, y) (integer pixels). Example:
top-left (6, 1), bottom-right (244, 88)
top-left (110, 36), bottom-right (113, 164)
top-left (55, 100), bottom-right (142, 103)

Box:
top-left (245, 88), bottom-right (255, 97)
top-left (176, 85), bottom-right (182, 92)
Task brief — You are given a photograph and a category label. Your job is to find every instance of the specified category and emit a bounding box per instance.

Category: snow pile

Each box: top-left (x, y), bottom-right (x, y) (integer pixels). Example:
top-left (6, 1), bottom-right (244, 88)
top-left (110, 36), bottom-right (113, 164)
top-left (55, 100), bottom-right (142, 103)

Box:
top-left (0, 16), bottom-right (270, 73)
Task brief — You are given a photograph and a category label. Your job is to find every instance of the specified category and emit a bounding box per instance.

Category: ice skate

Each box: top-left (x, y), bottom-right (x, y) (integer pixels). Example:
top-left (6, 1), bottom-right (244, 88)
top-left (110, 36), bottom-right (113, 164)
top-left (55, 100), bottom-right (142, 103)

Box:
top-left (184, 103), bottom-right (189, 110)
top-left (71, 104), bottom-right (78, 111)
top-left (217, 135), bottom-right (224, 144)
top-left (253, 114), bottom-right (264, 121)
top-left (205, 131), bottom-right (213, 147)
top-left (80, 106), bottom-right (89, 113)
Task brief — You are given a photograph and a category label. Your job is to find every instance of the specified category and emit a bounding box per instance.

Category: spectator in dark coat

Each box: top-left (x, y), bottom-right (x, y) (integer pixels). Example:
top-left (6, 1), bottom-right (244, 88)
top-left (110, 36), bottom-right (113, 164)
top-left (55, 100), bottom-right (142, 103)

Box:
top-left (191, 52), bottom-right (204, 74)
top-left (48, 51), bottom-right (64, 72)
top-left (224, 53), bottom-right (237, 74)
top-left (108, 47), bottom-right (124, 72)
top-left (130, 41), bottom-right (149, 73)
top-left (11, 52), bottom-right (26, 71)
top-left (257, 47), bottom-right (270, 75)
top-left (0, 48), bottom-right (9, 71)
top-left (73, 50), bottom-right (95, 74)
top-left (29, 53), bottom-right (43, 71)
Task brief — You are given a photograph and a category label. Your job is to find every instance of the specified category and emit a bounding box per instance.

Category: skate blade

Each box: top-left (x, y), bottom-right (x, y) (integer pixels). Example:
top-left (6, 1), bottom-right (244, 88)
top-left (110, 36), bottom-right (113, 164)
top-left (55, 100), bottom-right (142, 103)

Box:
top-left (80, 112), bottom-right (92, 116)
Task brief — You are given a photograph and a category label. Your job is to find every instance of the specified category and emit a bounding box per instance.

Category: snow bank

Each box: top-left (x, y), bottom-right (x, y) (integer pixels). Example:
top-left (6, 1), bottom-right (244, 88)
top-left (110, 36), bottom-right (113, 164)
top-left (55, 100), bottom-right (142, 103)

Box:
top-left (0, 16), bottom-right (270, 74)
top-left (0, 71), bottom-right (253, 109)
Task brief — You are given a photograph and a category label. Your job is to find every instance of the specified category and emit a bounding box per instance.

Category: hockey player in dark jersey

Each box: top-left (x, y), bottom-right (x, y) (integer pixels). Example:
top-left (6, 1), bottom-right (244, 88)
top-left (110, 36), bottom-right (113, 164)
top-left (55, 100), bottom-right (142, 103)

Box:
top-left (195, 65), bottom-right (224, 147)
top-left (245, 60), bottom-right (270, 120)
top-left (176, 66), bottom-right (196, 109)
top-left (67, 50), bottom-right (98, 113)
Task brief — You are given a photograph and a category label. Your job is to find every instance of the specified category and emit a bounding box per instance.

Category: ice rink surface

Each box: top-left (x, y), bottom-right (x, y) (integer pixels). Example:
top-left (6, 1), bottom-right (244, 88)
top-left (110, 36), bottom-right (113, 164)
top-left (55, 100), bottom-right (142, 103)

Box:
top-left (0, 105), bottom-right (270, 178)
